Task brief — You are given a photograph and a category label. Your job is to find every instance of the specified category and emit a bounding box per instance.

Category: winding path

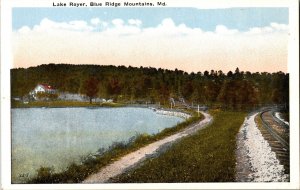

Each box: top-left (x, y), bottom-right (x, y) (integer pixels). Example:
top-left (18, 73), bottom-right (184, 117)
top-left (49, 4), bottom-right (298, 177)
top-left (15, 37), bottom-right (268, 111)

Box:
top-left (83, 111), bottom-right (212, 183)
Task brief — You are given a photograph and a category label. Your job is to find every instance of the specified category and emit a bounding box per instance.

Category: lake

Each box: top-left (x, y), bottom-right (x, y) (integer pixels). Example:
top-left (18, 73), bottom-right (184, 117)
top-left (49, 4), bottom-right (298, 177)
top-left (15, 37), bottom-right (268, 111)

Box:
top-left (11, 107), bottom-right (184, 183)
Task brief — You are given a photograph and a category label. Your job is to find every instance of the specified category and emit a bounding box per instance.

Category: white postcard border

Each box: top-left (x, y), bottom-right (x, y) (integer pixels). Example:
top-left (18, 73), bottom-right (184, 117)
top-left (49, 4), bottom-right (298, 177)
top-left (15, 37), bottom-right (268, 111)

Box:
top-left (1, 0), bottom-right (299, 189)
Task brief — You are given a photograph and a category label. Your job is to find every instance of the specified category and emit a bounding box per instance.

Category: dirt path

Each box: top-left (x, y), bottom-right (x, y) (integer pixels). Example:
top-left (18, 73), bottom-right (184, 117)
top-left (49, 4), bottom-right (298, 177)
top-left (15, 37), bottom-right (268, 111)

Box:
top-left (83, 111), bottom-right (212, 183)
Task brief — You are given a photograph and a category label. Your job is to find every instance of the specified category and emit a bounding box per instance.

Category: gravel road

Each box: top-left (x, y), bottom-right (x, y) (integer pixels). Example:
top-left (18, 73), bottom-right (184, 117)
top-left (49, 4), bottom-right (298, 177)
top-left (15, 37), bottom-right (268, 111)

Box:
top-left (83, 111), bottom-right (212, 183)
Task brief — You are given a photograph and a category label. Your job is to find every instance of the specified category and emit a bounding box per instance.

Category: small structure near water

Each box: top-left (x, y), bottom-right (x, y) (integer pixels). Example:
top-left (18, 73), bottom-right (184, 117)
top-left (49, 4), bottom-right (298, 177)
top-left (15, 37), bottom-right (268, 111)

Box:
top-left (29, 84), bottom-right (57, 100)
top-left (152, 108), bottom-right (190, 119)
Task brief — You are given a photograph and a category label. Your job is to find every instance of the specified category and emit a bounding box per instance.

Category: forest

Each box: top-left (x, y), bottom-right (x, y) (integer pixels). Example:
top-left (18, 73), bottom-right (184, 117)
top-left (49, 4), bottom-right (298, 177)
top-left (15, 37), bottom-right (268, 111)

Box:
top-left (11, 63), bottom-right (289, 110)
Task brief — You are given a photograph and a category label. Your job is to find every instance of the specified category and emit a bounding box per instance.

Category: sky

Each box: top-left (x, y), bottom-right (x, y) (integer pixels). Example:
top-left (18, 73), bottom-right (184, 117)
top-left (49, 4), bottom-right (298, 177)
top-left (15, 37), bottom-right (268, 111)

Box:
top-left (12, 7), bottom-right (289, 73)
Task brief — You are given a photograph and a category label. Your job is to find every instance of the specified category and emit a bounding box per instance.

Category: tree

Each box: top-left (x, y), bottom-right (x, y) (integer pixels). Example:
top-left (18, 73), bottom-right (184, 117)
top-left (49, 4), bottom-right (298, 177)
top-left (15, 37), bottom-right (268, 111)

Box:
top-left (160, 83), bottom-right (170, 105)
top-left (235, 67), bottom-right (240, 75)
top-left (227, 71), bottom-right (233, 78)
top-left (10, 64), bottom-right (289, 110)
top-left (182, 81), bottom-right (194, 100)
top-left (65, 78), bottom-right (80, 93)
top-left (107, 78), bottom-right (122, 96)
top-left (204, 70), bottom-right (209, 78)
top-left (84, 77), bottom-right (99, 104)
top-left (234, 67), bottom-right (241, 79)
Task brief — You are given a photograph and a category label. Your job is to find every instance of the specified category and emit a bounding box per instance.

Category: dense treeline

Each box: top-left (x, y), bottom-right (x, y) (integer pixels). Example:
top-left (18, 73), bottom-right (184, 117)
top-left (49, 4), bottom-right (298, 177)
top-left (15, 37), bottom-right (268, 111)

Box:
top-left (11, 64), bottom-right (289, 109)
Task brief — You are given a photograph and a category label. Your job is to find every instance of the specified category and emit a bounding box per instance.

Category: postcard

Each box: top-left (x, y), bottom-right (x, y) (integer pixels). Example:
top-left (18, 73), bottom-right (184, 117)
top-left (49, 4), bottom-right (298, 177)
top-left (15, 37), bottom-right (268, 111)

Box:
top-left (1, 0), bottom-right (299, 189)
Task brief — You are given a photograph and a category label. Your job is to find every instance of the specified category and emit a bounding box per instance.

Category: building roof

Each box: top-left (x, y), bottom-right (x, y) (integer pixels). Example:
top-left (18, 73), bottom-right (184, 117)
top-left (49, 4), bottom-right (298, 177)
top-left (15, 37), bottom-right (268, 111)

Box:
top-left (39, 84), bottom-right (55, 90)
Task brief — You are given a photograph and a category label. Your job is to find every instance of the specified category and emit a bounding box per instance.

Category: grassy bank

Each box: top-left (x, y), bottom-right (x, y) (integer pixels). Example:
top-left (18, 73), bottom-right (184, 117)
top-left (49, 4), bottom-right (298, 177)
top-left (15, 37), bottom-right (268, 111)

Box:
top-left (28, 110), bottom-right (203, 183)
top-left (11, 100), bottom-right (124, 108)
top-left (111, 110), bottom-right (246, 182)
top-left (280, 112), bottom-right (289, 123)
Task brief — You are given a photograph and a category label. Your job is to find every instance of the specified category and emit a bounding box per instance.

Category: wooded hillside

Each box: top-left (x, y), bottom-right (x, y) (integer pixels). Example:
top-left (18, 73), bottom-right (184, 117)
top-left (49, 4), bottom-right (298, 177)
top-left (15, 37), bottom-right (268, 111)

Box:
top-left (11, 64), bottom-right (289, 109)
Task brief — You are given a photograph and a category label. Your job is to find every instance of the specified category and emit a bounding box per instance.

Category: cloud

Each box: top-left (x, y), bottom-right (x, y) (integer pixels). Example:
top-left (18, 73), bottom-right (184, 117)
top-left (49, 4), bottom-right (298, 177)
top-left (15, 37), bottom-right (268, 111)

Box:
top-left (15, 17), bottom-right (288, 36)
top-left (13, 18), bottom-right (289, 73)
top-left (161, 18), bottom-right (175, 28)
top-left (270, 22), bottom-right (288, 31)
top-left (215, 25), bottom-right (238, 35)
top-left (128, 19), bottom-right (142, 26)
top-left (18, 26), bottom-right (31, 34)
top-left (31, 18), bottom-right (94, 32)
top-left (102, 18), bottom-right (141, 36)
top-left (112, 18), bottom-right (124, 27)
top-left (246, 22), bottom-right (288, 35)
top-left (142, 18), bottom-right (204, 37)
top-left (90, 18), bottom-right (101, 25)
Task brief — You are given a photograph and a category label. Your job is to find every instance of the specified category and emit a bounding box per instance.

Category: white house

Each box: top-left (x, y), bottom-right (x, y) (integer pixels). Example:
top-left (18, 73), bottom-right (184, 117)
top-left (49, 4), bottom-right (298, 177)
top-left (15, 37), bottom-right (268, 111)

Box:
top-left (30, 84), bottom-right (56, 99)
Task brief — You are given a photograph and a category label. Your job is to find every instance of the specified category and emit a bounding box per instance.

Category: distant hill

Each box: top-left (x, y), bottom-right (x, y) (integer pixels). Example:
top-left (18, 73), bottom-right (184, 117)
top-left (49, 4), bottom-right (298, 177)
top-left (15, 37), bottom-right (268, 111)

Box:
top-left (11, 63), bottom-right (289, 109)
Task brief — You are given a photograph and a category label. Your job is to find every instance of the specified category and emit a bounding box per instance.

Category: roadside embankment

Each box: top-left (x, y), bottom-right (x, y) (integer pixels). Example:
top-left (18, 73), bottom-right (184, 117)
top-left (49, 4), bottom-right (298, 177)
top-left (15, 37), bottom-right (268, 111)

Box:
top-left (111, 111), bottom-right (245, 182)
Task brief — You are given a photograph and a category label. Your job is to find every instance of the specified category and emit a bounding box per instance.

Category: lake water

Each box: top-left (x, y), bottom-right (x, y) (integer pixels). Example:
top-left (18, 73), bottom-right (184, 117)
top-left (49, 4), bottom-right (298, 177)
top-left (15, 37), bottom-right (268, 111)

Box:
top-left (11, 107), bottom-right (184, 183)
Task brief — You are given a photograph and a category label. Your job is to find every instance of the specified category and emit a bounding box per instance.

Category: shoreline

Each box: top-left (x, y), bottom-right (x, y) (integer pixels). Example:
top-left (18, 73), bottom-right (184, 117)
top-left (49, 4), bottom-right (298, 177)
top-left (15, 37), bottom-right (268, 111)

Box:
top-left (12, 103), bottom-right (192, 119)
top-left (153, 109), bottom-right (191, 119)
top-left (11, 101), bottom-right (124, 109)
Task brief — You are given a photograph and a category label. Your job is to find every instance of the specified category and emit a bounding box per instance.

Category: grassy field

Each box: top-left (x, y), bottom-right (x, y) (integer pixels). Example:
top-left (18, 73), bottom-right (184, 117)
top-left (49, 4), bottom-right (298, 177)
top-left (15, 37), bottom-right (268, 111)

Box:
top-left (111, 110), bottom-right (246, 182)
top-left (28, 110), bottom-right (203, 183)
top-left (11, 100), bottom-right (124, 108)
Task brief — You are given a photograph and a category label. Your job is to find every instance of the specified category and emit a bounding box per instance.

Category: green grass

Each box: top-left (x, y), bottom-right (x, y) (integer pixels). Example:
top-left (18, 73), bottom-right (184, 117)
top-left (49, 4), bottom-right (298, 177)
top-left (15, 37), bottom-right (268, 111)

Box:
top-left (280, 112), bottom-right (289, 123)
top-left (255, 113), bottom-right (264, 131)
top-left (28, 110), bottom-right (203, 183)
top-left (111, 110), bottom-right (246, 182)
top-left (11, 100), bottom-right (124, 108)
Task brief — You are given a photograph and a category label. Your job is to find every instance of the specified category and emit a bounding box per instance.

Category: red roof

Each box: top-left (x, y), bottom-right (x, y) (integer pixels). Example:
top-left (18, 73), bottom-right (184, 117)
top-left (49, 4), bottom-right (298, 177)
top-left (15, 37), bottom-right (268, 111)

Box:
top-left (40, 84), bottom-right (55, 90)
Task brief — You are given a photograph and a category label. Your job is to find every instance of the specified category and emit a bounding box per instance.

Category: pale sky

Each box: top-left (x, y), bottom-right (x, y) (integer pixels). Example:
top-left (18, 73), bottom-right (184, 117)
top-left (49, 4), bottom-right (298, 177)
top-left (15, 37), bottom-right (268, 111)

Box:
top-left (12, 8), bottom-right (289, 73)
